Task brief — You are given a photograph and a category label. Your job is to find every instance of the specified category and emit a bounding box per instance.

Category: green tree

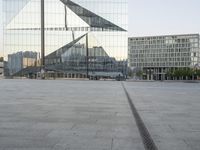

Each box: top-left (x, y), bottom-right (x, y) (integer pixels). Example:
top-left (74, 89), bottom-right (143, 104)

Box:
top-left (136, 70), bottom-right (143, 77)
top-left (195, 69), bottom-right (200, 79)
top-left (128, 70), bottom-right (133, 77)
top-left (182, 68), bottom-right (194, 80)
top-left (174, 69), bottom-right (182, 79)
top-left (0, 57), bottom-right (4, 62)
top-left (168, 68), bottom-right (195, 80)
top-left (166, 69), bottom-right (175, 79)
top-left (197, 70), bottom-right (200, 76)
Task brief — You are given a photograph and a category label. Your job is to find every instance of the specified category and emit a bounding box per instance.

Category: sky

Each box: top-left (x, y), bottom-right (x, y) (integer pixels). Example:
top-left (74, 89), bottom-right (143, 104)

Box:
top-left (128, 0), bottom-right (200, 36)
top-left (1, 0), bottom-right (200, 56)
top-left (0, 0), bottom-right (2, 56)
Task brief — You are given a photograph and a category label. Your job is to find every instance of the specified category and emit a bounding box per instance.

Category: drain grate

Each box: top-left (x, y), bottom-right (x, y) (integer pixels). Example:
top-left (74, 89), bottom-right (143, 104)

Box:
top-left (122, 82), bottom-right (158, 150)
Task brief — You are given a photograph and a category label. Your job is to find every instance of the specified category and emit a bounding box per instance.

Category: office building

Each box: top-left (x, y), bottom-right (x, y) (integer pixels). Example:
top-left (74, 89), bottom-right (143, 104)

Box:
top-left (3, 0), bottom-right (128, 78)
top-left (128, 34), bottom-right (200, 80)
top-left (0, 57), bottom-right (3, 77)
top-left (8, 51), bottom-right (38, 75)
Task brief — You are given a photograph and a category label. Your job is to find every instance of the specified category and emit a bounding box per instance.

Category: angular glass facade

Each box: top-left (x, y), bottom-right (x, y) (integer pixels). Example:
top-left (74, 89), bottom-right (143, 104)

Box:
top-left (3, 0), bottom-right (128, 78)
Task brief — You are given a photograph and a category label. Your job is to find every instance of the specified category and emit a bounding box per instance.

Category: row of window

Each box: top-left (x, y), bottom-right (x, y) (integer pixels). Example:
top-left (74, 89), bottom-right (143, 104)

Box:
top-left (131, 57), bottom-right (192, 62)
top-left (129, 49), bottom-right (195, 53)
top-left (129, 53), bottom-right (193, 57)
top-left (129, 43), bottom-right (198, 49)
top-left (129, 40), bottom-right (199, 45)
top-left (130, 62), bottom-right (192, 67)
top-left (129, 35), bottom-right (199, 42)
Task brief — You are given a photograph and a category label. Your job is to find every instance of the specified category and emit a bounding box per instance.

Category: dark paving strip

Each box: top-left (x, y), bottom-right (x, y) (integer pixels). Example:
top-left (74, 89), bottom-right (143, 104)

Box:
top-left (122, 82), bottom-right (158, 150)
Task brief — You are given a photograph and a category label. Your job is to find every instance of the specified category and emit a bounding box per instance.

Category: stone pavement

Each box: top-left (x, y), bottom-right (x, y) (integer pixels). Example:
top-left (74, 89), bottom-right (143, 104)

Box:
top-left (1, 79), bottom-right (200, 150)
top-left (124, 81), bottom-right (200, 150)
top-left (0, 79), bottom-right (144, 150)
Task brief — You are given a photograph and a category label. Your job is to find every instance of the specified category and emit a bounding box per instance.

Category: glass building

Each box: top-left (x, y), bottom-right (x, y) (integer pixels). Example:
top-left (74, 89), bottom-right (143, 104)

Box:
top-left (0, 57), bottom-right (3, 77)
top-left (3, 0), bottom-right (128, 78)
top-left (129, 34), bottom-right (200, 80)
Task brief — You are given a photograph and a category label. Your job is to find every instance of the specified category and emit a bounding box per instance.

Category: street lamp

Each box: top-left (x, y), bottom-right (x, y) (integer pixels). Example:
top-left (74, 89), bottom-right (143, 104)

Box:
top-left (41, 0), bottom-right (45, 78)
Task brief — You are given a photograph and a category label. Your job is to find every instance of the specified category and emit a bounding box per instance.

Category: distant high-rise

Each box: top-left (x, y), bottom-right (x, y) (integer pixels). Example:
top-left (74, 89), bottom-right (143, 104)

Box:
top-left (7, 51), bottom-right (38, 75)
top-left (128, 34), bottom-right (200, 80)
top-left (0, 57), bottom-right (4, 77)
top-left (3, 0), bottom-right (128, 78)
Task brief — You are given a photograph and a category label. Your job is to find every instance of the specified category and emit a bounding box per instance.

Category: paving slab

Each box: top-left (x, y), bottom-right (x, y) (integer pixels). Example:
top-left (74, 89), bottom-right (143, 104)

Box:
top-left (0, 79), bottom-right (144, 150)
top-left (124, 81), bottom-right (200, 150)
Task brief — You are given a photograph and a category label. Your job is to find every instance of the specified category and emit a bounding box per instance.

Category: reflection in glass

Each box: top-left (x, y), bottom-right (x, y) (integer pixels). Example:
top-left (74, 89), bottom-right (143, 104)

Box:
top-left (3, 0), bottom-right (128, 78)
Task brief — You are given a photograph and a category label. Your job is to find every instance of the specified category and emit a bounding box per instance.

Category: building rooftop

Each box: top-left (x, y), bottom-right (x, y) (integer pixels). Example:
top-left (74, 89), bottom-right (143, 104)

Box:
top-left (129, 33), bottom-right (199, 39)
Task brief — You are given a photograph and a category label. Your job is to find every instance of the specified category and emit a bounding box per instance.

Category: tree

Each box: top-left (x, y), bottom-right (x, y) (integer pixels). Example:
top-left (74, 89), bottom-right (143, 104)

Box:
top-left (174, 69), bottom-right (180, 78)
top-left (195, 69), bottom-right (200, 80)
top-left (128, 69), bottom-right (133, 77)
top-left (0, 57), bottom-right (4, 62)
top-left (166, 69), bottom-right (174, 80)
top-left (167, 68), bottom-right (195, 80)
top-left (181, 68), bottom-right (194, 80)
top-left (136, 70), bottom-right (143, 78)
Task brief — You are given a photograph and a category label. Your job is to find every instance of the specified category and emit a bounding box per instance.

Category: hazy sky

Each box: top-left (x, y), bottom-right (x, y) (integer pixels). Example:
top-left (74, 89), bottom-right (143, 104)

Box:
top-left (1, 0), bottom-right (200, 55)
top-left (128, 0), bottom-right (200, 36)
top-left (0, 0), bottom-right (2, 54)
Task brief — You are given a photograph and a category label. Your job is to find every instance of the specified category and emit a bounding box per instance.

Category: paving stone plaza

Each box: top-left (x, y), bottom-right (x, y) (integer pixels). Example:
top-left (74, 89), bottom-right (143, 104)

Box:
top-left (0, 79), bottom-right (200, 150)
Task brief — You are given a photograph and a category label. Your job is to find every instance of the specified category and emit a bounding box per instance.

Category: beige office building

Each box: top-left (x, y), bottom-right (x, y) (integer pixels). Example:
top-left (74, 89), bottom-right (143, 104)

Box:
top-left (128, 34), bottom-right (200, 80)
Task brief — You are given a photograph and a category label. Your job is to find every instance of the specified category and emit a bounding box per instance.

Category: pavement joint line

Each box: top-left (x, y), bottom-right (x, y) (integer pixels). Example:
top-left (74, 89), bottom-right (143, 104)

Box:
top-left (111, 138), bottom-right (114, 150)
top-left (121, 82), bottom-right (158, 150)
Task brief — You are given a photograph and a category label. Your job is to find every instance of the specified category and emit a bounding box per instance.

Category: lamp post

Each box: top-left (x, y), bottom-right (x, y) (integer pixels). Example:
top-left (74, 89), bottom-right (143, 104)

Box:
top-left (86, 33), bottom-right (89, 78)
top-left (41, 0), bottom-right (45, 77)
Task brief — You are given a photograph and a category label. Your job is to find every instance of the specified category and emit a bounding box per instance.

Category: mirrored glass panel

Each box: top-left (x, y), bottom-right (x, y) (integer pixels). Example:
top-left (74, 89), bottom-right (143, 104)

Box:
top-left (3, 0), bottom-right (128, 78)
